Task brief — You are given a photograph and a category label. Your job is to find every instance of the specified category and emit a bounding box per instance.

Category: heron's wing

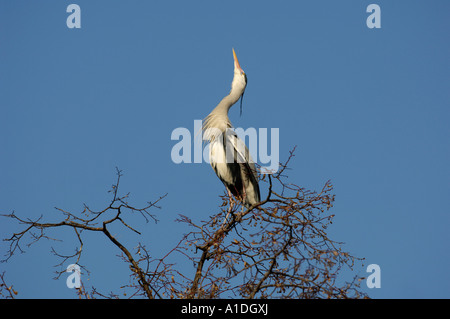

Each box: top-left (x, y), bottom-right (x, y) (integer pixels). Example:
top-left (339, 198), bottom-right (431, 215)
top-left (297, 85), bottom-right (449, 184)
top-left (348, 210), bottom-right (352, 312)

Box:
top-left (209, 137), bottom-right (243, 198)
top-left (226, 133), bottom-right (256, 172)
top-left (227, 133), bottom-right (261, 204)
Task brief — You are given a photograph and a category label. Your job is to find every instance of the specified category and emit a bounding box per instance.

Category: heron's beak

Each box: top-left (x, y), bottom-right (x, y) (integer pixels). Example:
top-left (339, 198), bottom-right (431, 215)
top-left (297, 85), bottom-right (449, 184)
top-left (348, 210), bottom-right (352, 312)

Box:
top-left (233, 48), bottom-right (245, 117)
top-left (232, 48), bottom-right (244, 74)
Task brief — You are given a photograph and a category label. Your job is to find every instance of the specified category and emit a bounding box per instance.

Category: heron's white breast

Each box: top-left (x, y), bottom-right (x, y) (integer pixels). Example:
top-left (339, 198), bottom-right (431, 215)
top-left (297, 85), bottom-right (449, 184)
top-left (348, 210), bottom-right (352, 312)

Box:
top-left (209, 140), bottom-right (234, 185)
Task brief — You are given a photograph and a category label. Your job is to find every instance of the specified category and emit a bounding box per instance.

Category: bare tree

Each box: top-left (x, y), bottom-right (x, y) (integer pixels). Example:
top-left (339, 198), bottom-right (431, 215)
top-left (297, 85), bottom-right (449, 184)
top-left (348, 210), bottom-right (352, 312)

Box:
top-left (1, 149), bottom-right (368, 299)
top-left (0, 272), bottom-right (17, 299)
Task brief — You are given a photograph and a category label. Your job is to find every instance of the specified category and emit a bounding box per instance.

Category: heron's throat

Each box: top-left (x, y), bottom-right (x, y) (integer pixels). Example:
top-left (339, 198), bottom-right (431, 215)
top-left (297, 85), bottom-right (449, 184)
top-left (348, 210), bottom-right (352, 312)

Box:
top-left (202, 80), bottom-right (245, 142)
top-left (217, 81), bottom-right (245, 113)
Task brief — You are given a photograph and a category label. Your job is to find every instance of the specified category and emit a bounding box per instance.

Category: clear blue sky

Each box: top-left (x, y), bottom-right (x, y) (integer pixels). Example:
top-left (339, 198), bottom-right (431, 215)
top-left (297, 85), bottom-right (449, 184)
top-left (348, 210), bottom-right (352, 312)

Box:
top-left (1, 1), bottom-right (449, 298)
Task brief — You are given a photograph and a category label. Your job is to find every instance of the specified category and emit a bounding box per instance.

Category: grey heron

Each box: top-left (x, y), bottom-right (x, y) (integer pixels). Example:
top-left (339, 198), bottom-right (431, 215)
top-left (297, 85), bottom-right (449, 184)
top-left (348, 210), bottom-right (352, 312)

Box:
top-left (202, 49), bottom-right (261, 208)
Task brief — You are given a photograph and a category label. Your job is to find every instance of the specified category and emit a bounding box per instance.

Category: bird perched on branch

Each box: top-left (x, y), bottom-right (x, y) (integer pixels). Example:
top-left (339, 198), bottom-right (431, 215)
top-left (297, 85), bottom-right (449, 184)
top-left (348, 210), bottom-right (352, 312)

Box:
top-left (202, 49), bottom-right (260, 208)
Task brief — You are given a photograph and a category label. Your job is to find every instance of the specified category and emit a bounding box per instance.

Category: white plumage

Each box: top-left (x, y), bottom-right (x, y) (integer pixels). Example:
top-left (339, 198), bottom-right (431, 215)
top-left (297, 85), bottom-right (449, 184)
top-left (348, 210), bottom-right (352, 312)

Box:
top-left (202, 49), bottom-right (260, 208)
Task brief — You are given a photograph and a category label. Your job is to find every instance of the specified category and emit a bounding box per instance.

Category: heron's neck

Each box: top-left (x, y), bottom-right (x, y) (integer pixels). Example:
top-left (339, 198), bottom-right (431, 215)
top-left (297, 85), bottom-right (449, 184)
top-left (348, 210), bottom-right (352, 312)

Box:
top-left (212, 87), bottom-right (242, 117)
top-left (203, 84), bottom-right (244, 140)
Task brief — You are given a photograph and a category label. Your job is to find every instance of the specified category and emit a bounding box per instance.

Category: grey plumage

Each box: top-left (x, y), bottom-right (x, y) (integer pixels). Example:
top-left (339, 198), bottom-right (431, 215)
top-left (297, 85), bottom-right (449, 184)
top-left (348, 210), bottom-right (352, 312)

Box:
top-left (202, 49), bottom-right (260, 208)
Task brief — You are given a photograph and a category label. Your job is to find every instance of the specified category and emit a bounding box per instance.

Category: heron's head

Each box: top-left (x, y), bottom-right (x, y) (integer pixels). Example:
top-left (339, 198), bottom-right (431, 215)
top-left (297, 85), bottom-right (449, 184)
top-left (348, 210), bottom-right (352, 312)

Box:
top-left (231, 48), bottom-right (247, 94)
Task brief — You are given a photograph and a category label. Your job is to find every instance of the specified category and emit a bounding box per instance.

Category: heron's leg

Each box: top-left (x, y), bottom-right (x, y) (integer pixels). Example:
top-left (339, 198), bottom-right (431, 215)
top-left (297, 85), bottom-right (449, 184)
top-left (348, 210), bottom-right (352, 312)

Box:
top-left (222, 189), bottom-right (234, 228)
top-left (241, 185), bottom-right (247, 208)
top-left (227, 189), bottom-right (234, 205)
